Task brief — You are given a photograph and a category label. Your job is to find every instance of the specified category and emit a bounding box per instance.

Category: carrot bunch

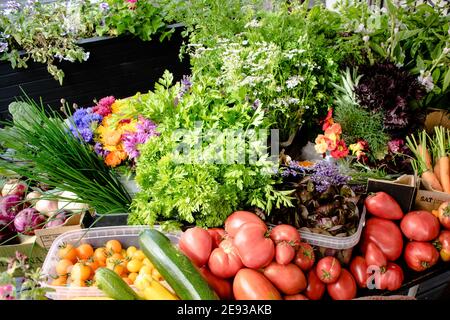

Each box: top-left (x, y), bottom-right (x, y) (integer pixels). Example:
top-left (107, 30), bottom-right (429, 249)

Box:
top-left (407, 127), bottom-right (450, 194)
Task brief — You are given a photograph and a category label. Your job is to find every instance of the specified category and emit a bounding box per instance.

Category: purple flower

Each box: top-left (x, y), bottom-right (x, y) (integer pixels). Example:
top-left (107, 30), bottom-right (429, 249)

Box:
top-left (310, 161), bottom-right (351, 193)
top-left (6, 1), bottom-right (20, 12)
top-left (279, 160), bottom-right (307, 178)
top-left (176, 75), bottom-right (192, 104)
top-left (122, 117), bottom-right (159, 160)
top-left (0, 42), bottom-right (8, 53)
top-left (388, 138), bottom-right (406, 154)
top-left (94, 142), bottom-right (109, 158)
top-left (69, 107), bottom-right (102, 143)
top-left (99, 2), bottom-right (109, 10)
top-left (252, 99), bottom-right (261, 110)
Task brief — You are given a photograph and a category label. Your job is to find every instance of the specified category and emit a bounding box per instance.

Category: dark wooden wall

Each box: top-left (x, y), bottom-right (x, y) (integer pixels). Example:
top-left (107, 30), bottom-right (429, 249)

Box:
top-left (0, 29), bottom-right (190, 121)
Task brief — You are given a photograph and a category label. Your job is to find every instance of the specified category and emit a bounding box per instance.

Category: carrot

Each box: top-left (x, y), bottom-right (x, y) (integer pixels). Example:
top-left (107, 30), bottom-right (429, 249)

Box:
top-left (417, 144), bottom-right (433, 171)
top-left (407, 130), bottom-right (443, 192)
top-left (434, 127), bottom-right (450, 193)
top-left (434, 161), bottom-right (441, 184)
top-left (422, 170), bottom-right (444, 192)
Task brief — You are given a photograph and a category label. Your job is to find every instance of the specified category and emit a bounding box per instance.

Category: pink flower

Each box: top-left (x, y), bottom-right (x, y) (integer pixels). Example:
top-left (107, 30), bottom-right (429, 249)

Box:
top-left (314, 134), bottom-right (329, 154)
top-left (126, 0), bottom-right (137, 3)
top-left (93, 96), bottom-right (115, 117)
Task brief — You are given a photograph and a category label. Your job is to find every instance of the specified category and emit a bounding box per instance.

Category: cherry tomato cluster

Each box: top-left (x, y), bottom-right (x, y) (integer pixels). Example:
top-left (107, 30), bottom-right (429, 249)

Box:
top-left (178, 211), bottom-right (361, 300)
top-left (51, 240), bottom-right (161, 287)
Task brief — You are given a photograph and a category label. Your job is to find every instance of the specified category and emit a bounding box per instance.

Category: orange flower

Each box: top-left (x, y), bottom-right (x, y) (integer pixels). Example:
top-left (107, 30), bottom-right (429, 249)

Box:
top-left (105, 151), bottom-right (128, 167)
top-left (103, 130), bottom-right (122, 146)
top-left (315, 134), bottom-right (329, 154)
top-left (322, 109), bottom-right (334, 131)
top-left (324, 123), bottom-right (342, 137)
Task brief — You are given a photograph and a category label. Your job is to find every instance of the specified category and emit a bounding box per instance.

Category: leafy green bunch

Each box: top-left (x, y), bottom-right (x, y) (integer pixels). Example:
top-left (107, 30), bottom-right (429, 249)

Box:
top-left (173, 0), bottom-right (364, 141)
top-left (128, 71), bottom-right (293, 227)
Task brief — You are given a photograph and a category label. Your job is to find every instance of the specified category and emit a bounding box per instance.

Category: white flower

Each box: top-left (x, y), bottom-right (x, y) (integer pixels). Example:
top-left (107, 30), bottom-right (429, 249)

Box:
top-left (380, 7), bottom-right (388, 14)
top-left (356, 23), bottom-right (366, 33)
top-left (286, 75), bottom-right (301, 89)
top-left (363, 35), bottom-right (370, 42)
top-left (418, 71), bottom-right (435, 92)
top-left (242, 40), bottom-right (248, 46)
top-left (444, 47), bottom-right (450, 55)
top-left (244, 19), bottom-right (261, 28)
top-left (83, 52), bottom-right (90, 61)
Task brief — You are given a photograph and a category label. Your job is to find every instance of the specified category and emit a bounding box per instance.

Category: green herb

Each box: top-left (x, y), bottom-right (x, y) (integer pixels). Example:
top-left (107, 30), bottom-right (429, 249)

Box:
top-left (128, 71), bottom-right (293, 227)
top-left (0, 98), bottom-right (131, 214)
top-left (333, 70), bottom-right (389, 159)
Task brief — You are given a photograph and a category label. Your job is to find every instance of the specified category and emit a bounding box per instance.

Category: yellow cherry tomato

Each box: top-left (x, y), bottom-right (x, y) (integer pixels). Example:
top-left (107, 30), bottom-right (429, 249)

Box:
top-left (127, 259), bottom-right (143, 273)
top-left (133, 250), bottom-right (146, 261)
top-left (139, 265), bottom-right (153, 276)
top-left (128, 272), bottom-right (138, 283)
top-left (126, 246), bottom-right (138, 258)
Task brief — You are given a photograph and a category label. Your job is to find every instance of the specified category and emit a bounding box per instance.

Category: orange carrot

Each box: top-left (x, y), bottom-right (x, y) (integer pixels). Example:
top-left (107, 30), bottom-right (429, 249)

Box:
top-left (434, 161), bottom-right (441, 184)
top-left (433, 127), bottom-right (450, 193)
top-left (422, 170), bottom-right (444, 192)
top-left (417, 144), bottom-right (432, 171)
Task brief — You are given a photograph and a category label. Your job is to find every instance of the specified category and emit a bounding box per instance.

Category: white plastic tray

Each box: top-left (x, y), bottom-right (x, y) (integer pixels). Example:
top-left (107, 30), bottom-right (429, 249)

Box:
top-left (41, 225), bottom-right (180, 300)
top-left (298, 206), bottom-right (366, 250)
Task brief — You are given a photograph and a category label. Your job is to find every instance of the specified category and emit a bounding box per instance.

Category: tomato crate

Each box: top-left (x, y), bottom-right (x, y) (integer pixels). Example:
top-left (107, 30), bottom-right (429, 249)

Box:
top-left (40, 226), bottom-right (181, 300)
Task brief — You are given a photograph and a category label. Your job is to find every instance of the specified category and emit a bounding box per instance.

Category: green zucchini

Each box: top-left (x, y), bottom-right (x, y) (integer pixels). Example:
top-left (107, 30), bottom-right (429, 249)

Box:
top-left (139, 229), bottom-right (219, 300)
top-left (95, 267), bottom-right (141, 300)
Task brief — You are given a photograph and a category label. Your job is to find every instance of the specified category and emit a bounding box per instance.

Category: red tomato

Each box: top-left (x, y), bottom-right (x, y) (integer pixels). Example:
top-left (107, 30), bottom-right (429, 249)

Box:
top-left (275, 242), bottom-right (295, 265)
top-left (438, 202), bottom-right (450, 230)
top-left (327, 269), bottom-right (357, 300)
top-left (305, 267), bottom-right (326, 300)
top-left (350, 256), bottom-right (368, 288)
top-left (379, 262), bottom-right (404, 291)
top-left (294, 242), bottom-right (315, 272)
top-left (365, 242), bottom-right (387, 271)
top-left (233, 223), bottom-right (275, 269)
top-left (263, 262), bottom-right (307, 295)
top-left (400, 211), bottom-right (440, 242)
top-left (284, 294), bottom-right (308, 300)
top-left (208, 239), bottom-right (243, 278)
top-left (224, 211), bottom-right (266, 238)
top-left (198, 266), bottom-right (233, 300)
top-left (178, 227), bottom-right (212, 267)
top-left (404, 241), bottom-right (439, 272)
top-left (316, 256), bottom-right (341, 284)
top-left (233, 268), bottom-right (282, 300)
top-left (207, 228), bottom-right (226, 249)
top-left (364, 192), bottom-right (404, 220)
top-left (269, 224), bottom-right (301, 246)
top-left (361, 217), bottom-right (403, 261)
top-left (437, 230), bottom-right (450, 262)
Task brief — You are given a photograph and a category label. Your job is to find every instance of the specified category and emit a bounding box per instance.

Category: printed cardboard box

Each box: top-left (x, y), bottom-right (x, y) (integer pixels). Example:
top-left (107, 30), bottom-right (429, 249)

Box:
top-left (367, 175), bottom-right (417, 213)
top-left (415, 179), bottom-right (450, 212)
top-left (34, 212), bottom-right (85, 249)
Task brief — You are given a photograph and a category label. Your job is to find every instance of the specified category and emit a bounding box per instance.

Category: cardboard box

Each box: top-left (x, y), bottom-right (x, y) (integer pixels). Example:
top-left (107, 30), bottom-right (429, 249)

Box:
top-left (424, 108), bottom-right (450, 133)
top-left (0, 235), bottom-right (47, 273)
top-left (34, 212), bottom-right (84, 249)
top-left (367, 175), bottom-right (417, 213)
top-left (415, 179), bottom-right (450, 212)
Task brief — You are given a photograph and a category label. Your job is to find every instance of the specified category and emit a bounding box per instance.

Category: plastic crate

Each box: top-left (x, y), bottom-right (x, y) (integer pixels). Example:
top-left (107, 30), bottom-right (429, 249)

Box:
top-left (299, 206), bottom-right (366, 250)
top-left (41, 225), bottom-right (180, 300)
